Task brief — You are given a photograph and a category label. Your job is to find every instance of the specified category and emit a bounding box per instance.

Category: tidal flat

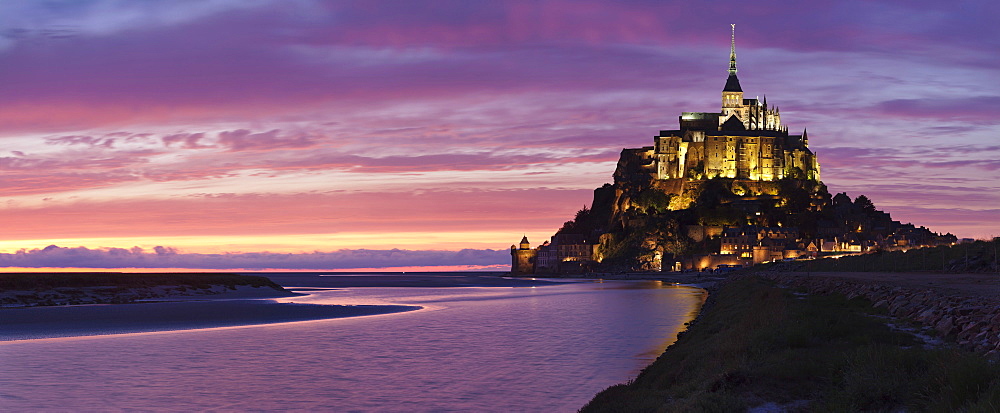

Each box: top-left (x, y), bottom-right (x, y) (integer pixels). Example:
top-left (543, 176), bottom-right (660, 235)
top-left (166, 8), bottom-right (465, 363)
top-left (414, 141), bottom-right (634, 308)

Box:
top-left (0, 272), bottom-right (560, 340)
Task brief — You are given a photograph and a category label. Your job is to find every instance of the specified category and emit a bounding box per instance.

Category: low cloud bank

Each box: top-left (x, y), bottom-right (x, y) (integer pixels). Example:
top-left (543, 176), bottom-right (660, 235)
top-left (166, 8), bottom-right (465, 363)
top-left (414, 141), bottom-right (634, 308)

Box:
top-left (0, 245), bottom-right (510, 271)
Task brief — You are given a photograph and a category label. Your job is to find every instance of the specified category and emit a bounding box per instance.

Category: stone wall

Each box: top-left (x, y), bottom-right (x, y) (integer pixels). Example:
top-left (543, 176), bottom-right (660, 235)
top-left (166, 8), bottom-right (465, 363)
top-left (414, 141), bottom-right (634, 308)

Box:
top-left (750, 272), bottom-right (1000, 360)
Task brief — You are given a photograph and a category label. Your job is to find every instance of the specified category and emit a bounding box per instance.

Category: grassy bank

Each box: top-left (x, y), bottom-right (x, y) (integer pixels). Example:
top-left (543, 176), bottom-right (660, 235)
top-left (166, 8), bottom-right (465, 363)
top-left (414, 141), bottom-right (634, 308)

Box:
top-left (0, 272), bottom-right (284, 291)
top-left (581, 277), bottom-right (1000, 412)
top-left (790, 238), bottom-right (1000, 273)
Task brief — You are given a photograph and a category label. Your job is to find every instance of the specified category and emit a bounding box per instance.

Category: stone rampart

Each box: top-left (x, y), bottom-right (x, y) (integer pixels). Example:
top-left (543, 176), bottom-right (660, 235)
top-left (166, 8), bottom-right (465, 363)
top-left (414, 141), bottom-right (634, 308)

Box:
top-left (749, 272), bottom-right (1000, 360)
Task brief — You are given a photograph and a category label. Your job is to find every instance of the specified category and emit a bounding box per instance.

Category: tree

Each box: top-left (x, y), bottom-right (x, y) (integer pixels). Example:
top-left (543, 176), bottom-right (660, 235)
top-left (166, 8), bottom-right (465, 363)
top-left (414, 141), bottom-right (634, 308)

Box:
top-left (854, 195), bottom-right (876, 214)
top-left (693, 178), bottom-right (734, 209)
top-left (558, 206), bottom-right (595, 236)
top-left (636, 188), bottom-right (672, 214)
top-left (785, 166), bottom-right (806, 180)
top-left (779, 178), bottom-right (812, 211)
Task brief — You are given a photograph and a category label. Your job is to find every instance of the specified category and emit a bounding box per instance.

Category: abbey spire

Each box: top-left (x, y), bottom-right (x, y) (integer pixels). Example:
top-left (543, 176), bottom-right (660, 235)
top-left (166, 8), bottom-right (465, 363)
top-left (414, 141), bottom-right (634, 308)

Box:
top-left (723, 23), bottom-right (742, 94)
top-left (722, 24), bottom-right (744, 126)
top-left (729, 23), bottom-right (737, 76)
top-left (718, 25), bottom-right (784, 132)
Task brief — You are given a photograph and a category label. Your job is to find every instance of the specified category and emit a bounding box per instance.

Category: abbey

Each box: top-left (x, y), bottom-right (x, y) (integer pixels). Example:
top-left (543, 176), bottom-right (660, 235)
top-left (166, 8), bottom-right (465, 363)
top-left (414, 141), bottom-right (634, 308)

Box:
top-left (645, 25), bottom-right (818, 185)
top-left (511, 26), bottom-right (839, 275)
top-left (512, 27), bottom-right (957, 275)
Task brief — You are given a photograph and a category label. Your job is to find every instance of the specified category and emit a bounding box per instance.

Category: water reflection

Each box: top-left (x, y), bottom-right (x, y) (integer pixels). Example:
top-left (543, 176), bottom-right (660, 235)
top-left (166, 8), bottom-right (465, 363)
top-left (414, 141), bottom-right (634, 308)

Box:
top-left (0, 279), bottom-right (703, 412)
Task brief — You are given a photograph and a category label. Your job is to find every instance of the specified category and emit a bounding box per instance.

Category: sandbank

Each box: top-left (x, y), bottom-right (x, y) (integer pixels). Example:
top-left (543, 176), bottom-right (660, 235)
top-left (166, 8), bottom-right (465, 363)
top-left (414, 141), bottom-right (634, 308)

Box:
top-left (1, 299), bottom-right (417, 341)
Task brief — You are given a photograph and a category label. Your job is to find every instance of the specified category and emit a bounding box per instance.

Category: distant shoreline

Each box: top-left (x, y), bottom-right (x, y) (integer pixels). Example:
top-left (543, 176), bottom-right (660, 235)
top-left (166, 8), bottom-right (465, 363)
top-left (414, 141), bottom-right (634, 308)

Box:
top-left (510, 271), bottom-right (728, 288)
top-left (0, 271), bottom-right (574, 341)
top-left (0, 300), bottom-right (419, 342)
top-left (0, 272), bottom-right (428, 341)
top-left (0, 272), bottom-right (292, 308)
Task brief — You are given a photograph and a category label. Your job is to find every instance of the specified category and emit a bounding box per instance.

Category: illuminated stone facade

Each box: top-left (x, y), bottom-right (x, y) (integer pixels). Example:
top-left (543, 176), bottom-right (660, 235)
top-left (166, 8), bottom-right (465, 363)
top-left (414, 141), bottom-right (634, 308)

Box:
top-left (510, 26), bottom-right (826, 275)
top-left (646, 25), bottom-right (819, 184)
top-left (510, 236), bottom-right (536, 275)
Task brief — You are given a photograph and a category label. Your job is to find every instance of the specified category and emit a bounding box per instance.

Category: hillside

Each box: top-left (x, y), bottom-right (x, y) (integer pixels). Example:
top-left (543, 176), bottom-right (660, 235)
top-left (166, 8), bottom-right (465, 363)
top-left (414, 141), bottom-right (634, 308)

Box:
top-left (511, 39), bottom-right (956, 275)
top-left (539, 169), bottom-right (954, 274)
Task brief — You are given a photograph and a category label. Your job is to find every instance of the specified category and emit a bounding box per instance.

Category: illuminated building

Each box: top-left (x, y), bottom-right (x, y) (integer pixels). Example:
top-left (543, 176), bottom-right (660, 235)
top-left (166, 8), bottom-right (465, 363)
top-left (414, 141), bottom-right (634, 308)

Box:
top-left (510, 236), bottom-right (537, 275)
top-left (511, 25), bottom-right (824, 275)
top-left (642, 24), bottom-right (819, 187)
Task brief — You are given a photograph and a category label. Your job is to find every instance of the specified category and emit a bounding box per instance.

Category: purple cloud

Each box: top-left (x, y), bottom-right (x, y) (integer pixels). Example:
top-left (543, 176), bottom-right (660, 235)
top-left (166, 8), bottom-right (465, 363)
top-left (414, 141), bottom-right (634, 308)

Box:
top-left (217, 129), bottom-right (319, 152)
top-left (875, 96), bottom-right (1000, 124)
top-left (45, 135), bottom-right (116, 148)
top-left (161, 133), bottom-right (211, 149)
top-left (0, 245), bottom-right (510, 271)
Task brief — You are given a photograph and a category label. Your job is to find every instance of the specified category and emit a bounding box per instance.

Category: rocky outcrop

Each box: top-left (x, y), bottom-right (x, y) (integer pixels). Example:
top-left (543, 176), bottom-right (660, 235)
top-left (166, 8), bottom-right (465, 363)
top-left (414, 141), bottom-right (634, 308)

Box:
top-left (750, 272), bottom-right (1000, 360)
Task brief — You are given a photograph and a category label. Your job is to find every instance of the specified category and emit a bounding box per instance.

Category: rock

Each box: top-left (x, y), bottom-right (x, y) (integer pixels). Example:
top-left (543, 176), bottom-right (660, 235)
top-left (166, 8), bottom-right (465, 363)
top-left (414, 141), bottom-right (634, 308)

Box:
top-left (935, 316), bottom-right (955, 336)
top-left (917, 309), bottom-right (937, 323)
top-left (958, 323), bottom-right (980, 341)
top-left (990, 313), bottom-right (1000, 325)
top-left (956, 306), bottom-right (983, 316)
top-left (974, 331), bottom-right (989, 342)
top-left (760, 273), bottom-right (1000, 357)
top-left (889, 299), bottom-right (909, 314)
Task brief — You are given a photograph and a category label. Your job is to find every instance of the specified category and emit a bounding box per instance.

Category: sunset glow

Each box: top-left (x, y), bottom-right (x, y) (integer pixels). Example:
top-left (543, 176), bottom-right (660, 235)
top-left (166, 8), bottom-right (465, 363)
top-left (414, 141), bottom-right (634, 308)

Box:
top-left (1, 1), bottom-right (997, 270)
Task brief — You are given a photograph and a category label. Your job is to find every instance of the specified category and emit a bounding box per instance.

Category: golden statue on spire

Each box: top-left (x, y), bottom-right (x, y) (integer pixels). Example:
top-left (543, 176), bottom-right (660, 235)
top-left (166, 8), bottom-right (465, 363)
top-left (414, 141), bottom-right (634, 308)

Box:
top-left (729, 24), bottom-right (737, 75)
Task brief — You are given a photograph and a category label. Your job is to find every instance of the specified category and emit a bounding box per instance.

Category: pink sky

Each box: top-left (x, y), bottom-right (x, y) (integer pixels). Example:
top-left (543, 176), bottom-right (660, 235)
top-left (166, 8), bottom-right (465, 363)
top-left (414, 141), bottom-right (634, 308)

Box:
top-left (1, 0), bottom-right (998, 270)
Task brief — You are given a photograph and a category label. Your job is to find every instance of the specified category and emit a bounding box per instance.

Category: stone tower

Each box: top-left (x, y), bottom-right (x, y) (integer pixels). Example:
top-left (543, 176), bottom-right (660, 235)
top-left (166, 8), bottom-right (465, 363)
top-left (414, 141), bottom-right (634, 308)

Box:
top-left (510, 236), bottom-right (537, 275)
top-left (721, 24), bottom-right (745, 125)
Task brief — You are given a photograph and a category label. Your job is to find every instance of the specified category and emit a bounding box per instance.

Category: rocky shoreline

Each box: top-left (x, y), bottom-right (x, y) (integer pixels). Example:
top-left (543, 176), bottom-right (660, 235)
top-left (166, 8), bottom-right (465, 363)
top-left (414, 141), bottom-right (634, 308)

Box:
top-left (752, 271), bottom-right (1000, 359)
top-left (582, 272), bottom-right (1000, 411)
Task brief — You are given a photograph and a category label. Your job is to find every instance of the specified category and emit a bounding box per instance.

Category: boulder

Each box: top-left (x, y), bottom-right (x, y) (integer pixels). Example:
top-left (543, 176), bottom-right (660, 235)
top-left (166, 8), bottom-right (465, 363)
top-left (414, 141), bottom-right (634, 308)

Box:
top-left (935, 316), bottom-right (955, 337)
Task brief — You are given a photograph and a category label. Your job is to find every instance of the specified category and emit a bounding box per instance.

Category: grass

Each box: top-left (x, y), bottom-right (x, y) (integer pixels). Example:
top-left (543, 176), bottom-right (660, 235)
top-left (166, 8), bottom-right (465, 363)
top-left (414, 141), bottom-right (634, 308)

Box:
top-left (580, 277), bottom-right (1000, 412)
top-left (789, 238), bottom-right (1000, 273)
top-left (0, 272), bottom-right (284, 291)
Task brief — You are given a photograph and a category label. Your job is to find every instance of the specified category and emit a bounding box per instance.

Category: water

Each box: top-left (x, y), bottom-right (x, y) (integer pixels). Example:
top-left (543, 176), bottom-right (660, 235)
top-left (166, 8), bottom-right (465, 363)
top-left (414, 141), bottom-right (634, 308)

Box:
top-left (0, 276), bottom-right (703, 411)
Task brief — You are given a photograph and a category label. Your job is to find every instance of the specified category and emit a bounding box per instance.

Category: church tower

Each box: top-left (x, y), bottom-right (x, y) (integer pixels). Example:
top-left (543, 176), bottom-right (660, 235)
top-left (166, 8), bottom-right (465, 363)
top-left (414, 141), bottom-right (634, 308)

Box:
top-left (721, 24), bottom-right (744, 125)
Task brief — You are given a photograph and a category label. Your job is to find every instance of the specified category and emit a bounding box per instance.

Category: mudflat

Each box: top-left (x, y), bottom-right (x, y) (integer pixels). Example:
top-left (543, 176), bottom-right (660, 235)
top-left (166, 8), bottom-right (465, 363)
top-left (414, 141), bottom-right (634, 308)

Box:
top-left (0, 300), bottom-right (417, 341)
top-left (258, 272), bottom-right (569, 288)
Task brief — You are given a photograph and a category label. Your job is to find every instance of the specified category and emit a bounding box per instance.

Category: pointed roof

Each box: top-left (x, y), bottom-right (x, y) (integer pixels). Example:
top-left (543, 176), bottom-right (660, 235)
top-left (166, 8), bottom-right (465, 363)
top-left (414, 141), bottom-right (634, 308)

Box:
top-left (724, 74), bottom-right (743, 92)
top-left (520, 235), bottom-right (529, 244)
top-left (721, 114), bottom-right (746, 131)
